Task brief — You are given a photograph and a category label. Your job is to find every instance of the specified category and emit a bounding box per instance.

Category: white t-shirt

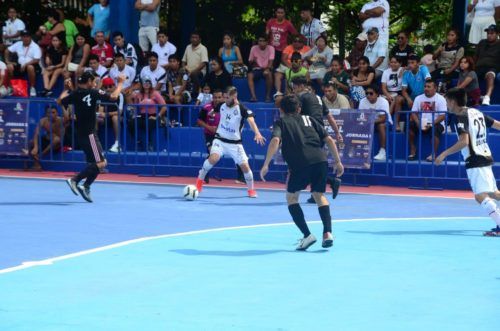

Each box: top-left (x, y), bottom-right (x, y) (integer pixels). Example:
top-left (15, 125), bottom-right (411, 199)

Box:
top-left (8, 40), bottom-right (41, 66)
top-left (109, 65), bottom-right (136, 89)
top-left (359, 96), bottom-right (392, 124)
top-left (113, 43), bottom-right (138, 69)
top-left (152, 41), bottom-right (177, 67)
top-left (361, 0), bottom-right (390, 35)
top-left (3, 18), bottom-right (25, 46)
top-left (300, 18), bottom-right (326, 48)
top-left (412, 93), bottom-right (448, 129)
top-left (140, 65), bottom-right (167, 91)
top-left (474, 0), bottom-right (500, 17)
top-left (0, 61), bottom-right (6, 75)
top-left (92, 65), bottom-right (109, 79)
top-left (364, 39), bottom-right (388, 71)
top-left (197, 93), bottom-right (213, 107)
top-left (381, 67), bottom-right (403, 93)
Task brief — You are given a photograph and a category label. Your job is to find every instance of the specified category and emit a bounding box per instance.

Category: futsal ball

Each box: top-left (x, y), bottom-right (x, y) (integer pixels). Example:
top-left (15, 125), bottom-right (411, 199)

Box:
top-left (183, 185), bottom-right (199, 201)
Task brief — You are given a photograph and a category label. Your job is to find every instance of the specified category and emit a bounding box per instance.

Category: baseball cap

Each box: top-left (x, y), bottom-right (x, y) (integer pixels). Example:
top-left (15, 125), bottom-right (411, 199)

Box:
top-left (20, 30), bottom-right (30, 37)
top-left (367, 27), bottom-right (379, 34)
top-left (102, 77), bottom-right (115, 86)
top-left (78, 71), bottom-right (95, 84)
top-left (356, 32), bottom-right (368, 41)
top-left (484, 24), bottom-right (498, 32)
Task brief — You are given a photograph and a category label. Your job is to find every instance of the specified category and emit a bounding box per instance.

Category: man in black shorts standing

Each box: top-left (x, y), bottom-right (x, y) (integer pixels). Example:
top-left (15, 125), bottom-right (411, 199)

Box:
top-left (260, 95), bottom-right (344, 250)
top-left (58, 72), bottom-right (125, 202)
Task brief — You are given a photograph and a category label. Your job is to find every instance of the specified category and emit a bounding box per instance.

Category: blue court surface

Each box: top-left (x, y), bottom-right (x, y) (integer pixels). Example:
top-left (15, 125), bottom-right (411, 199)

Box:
top-left (1, 177), bottom-right (499, 331)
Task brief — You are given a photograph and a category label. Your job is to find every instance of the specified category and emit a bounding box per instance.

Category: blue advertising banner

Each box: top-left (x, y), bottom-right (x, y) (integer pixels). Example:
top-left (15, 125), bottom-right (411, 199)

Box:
top-left (0, 100), bottom-right (29, 156)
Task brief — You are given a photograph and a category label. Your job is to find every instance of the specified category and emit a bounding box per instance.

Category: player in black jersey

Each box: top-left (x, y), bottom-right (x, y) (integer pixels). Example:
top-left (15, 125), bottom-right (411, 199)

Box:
top-left (260, 95), bottom-right (344, 250)
top-left (57, 72), bottom-right (126, 202)
top-left (435, 88), bottom-right (500, 236)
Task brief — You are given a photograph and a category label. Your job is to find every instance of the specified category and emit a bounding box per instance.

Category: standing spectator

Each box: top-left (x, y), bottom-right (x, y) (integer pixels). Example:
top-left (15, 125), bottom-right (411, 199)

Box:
top-left (474, 24), bottom-right (500, 106)
top-left (402, 55), bottom-right (432, 109)
top-left (285, 52), bottom-right (309, 93)
top-left (88, 0), bottom-right (110, 38)
top-left (359, 85), bottom-right (391, 161)
top-left (152, 30), bottom-right (177, 70)
top-left (274, 35), bottom-right (310, 94)
top-left (91, 31), bottom-right (113, 68)
top-left (346, 33), bottom-right (368, 71)
top-left (112, 31), bottom-right (138, 70)
top-left (166, 54), bottom-right (190, 104)
top-left (266, 6), bottom-right (297, 69)
top-left (109, 53), bottom-right (136, 100)
top-left (218, 32), bottom-right (243, 75)
top-left (409, 80), bottom-right (447, 161)
top-left (389, 31), bottom-right (414, 67)
top-left (468, 0), bottom-right (500, 44)
top-left (2, 7), bottom-right (25, 49)
top-left (205, 56), bottom-right (232, 94)
top-left (432, 28), bottom-right (464, 92)
top-left (38, 10), bottom-right (66, 51)
top-left (135, 0), bottom-right (161, 52)
top-left (196, 85), bottom-right (212, 107)
top-left (87, 54), bottom-right (110, 87)
top-left (140, 51), bottom-right (167, 92)
top-left (323, 56), bottom-right (350, 96)
top-left (247, 36), bottom-right (274, 102)
top-left (42, 35), bottom-right (67, 96)
top-left (29, 106), bottom-right (63, 170)
top-left (5, 31), bottom-right (42, 97)
top-left (457, 56), bottom-right (482, 106)
top-left (299, 6), bottom-right (327, 48)
top-left (381, 56), bottom-right (404, 126)
top-left (53, 9), bottom-right (79, 48)
top-left (322, 82), bottom-right (350, 110)
top-left (98, 77), bottom-right (124, 153)
top-left (364, 27), bottom-right (388, 78)
top-left (64, 34), bottom-right (90, 81)
top-left (420, 44), bottom-right (436, 74)
top-left (359, 0), bottom-right (390, 48)
top-left (302, 35), bottom-right (333, 83)
top-left (350, 56), bottom-right (375, 105)
top-left (182, 31), bottom-right (209, 96)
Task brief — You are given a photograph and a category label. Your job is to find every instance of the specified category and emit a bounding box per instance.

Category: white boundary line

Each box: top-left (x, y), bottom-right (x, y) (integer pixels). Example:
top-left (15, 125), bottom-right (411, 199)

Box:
top-left (0, 216), bottom-right (486, 275)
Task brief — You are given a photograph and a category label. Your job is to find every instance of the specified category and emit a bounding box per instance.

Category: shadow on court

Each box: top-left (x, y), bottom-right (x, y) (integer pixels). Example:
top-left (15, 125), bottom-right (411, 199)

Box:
top-left (0, 202), bottom-right (86, 206)
top-left (347, 230), bottom-right (481, 237)
top-left (170, 248), bottom-right (328, 256)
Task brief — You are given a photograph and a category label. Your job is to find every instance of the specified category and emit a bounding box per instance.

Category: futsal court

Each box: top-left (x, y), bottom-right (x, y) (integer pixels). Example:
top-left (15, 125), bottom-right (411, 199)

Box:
top-left (0, 173), bottom-right (499, 331)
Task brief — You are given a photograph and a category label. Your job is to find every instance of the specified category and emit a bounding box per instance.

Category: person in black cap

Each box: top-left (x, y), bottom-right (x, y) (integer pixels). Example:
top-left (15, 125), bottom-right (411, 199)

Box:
top-left (475, 24), bottom-right (500, 106)
top-left (57, 72), bottom-right (126, 202)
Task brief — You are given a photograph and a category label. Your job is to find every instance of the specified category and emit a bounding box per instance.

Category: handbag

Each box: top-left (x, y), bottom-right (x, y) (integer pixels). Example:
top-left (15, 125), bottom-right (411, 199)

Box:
top-left (232, 64), bottom-right (248, 78)
top-left (350, 85), bottom-right (366, 103)
top-left (10, 79), bottom-right (28, 97)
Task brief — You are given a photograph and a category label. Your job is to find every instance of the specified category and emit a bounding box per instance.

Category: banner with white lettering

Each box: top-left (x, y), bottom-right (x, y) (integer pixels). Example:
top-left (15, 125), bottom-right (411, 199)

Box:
top-left (0, 100), bottom-right (29, 155)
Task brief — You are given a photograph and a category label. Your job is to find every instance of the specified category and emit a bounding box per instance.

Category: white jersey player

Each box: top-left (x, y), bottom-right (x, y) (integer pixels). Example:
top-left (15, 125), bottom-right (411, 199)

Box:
top-left (435, 88), bottom-right (500, 236)
top-left (196, 86), bottom-right (266, 197)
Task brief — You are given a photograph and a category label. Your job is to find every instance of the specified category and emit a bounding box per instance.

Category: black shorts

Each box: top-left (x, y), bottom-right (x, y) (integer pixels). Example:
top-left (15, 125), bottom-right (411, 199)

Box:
top-left (410, 121), bottom-right (445, 137)
top-left (273, 50), bottom-right (282, 70)
top-left (78, 133), bottom-right (105, 163)
top-left (287, 162), bottom-right (328, 193)
top-left (204, 134), bottom-right (215, 152)
top-left (12, 63), bottom-right (41, 77)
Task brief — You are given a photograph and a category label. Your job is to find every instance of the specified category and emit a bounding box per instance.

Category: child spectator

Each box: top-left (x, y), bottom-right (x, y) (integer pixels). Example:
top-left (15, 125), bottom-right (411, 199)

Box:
top-left (381, 56), bottom-right (404, 127)
top-left (196, 85), bottom-right (213, 107)
top-left (456, 56), bottom-right (481, 106)
top-left (420, 44), bottom-right (436, 73)
top-left (323, 55), bottom-right (350, 95)
top-left (42, 35), bottom-right (67, 96)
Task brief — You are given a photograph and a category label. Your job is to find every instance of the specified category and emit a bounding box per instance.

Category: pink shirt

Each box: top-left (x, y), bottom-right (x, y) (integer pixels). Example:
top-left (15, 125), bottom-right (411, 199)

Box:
top-left (248, 45), bottom-right (275, 70)
top-left (266, 18), bottom-right (297, 52)
top-left (133, 90), bottom-right (166, 115)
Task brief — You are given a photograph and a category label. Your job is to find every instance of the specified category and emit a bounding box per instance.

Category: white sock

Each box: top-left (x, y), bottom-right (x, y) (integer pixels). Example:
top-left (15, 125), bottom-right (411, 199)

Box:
top-left (244, 171), bottom-right (254, 191)
top-left (481, 198), bottom-right (500, 226)
top-left (198, 159), bottom-right (213, 180)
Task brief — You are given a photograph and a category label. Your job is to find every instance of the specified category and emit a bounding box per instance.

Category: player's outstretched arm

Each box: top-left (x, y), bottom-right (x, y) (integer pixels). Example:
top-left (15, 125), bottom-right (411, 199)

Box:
top-left (435, 133), bottom-right (469, 165)
top-left (247, 117), bottom-right (266, 146)
top-left (324, 135), bottom-right (344, 177)
top-left (260, 137), bottom-right (280, 182)
top-left (110, 74), bottom-right (126, 100)
top-left (492, 120), bottom-right (500, 131)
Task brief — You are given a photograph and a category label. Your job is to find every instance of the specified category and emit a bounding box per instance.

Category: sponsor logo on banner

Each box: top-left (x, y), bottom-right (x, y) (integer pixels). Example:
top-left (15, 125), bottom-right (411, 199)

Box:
top-left (0, 100), bottom-right (29, 156)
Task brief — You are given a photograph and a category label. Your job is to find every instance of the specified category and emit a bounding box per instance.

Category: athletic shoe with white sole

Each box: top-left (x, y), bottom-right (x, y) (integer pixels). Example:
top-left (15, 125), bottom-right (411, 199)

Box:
top-left (66, 178), bottom-right (79, 196)
top-left (296, 234), bottom-right (317, 251)
top-left (77, 185), bottom-right (93, 203)
top-left (483, 226), bottom-right (500, 237)
top-left (322, 232), bottom-right (334, 248)
top-left (248, 189), bottom-right (258, 198)
top-left (109, 142), bottom-right (121, 153)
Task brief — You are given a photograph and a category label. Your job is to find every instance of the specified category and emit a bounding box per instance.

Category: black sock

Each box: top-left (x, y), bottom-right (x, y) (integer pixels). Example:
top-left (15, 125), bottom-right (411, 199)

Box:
top-left (83, 164), bottom-right (100, 187)
top-left (288, 203), bottom-right (311, 237)
top-left (73, 163), bottom-right (97, 184)
top-left (318, 205), bottom-right (332, 234)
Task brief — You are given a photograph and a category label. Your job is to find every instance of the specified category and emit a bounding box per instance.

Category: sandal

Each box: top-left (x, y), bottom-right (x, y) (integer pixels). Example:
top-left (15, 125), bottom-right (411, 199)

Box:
top-left (407, 154), bottom-right (417, 161)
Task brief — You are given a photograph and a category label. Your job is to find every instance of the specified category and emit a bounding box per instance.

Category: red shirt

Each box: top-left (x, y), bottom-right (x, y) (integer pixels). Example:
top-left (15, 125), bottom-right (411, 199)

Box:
top-left (91, 42), bottom-right (114, 66)
top-left (266, 18), bottom-right (298, 52)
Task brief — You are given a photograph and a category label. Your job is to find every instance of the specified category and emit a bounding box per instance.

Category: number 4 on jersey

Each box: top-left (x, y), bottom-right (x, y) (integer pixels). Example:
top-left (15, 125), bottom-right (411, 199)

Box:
top-left (82, 94), bottom-right (92, 107)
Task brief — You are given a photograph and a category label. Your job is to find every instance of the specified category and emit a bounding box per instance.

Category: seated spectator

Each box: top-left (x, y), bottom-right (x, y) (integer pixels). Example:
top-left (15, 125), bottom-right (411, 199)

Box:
top-left (323, 55), bottom-right (350, 95)
top-left (359, 84), bottom-right (391, 161)
top-left (402, 54), bottom-right (432, 109)
top-left (456, 56), bottom-right (482, 106)
top-left (274, 34), bottom-right (310, 94)
top-left (5, 31), bottom-right (42, 97)
top-left (88, 0), bottom-right (110, 39)
top-left (205, 56), bottom-right (232, 94)
top-left (364, 27), bottom-right (388, 78)
top-left (91, 31), bottom-right (114, 68)
top-left (218, 32), bottom-right (243, 75)
top-left (474, 24), bottom-right (500, 106)
top-left (196, 85), bottom-right (213, 106)
top-left (129, 78), bottom-right (167, 151)
top-left (87, 54), bottom-right (109, 87)
top-left (322, 82), bottom-right (350, 110)
top-left (302, 35), bottom-right (333, 83)
top-left (390, 31), bottom-right (414, 67)
top-left (468, 0), bottom-right (498, 45)
top-left (29, 106), bottom-right (63, 170)
top-left (409, 80), bottom-right (447, 161)
top-left (266, 6), bottom-right (297, 70)
top-left (381, 56), bottom-right (404, 127)
top-left (140, 51), bottom-right (167, 93)
top-left (166, 54), bottom-right (191, 105)
top-left (346, 33), bottom-right (367, 72)
top-left (431, 28), bottom-right (464, 92)
top-left (350, 56), bottom-right (375, 105)
top-left (63, 34), bottom-right (90, 81)
top-left (38, 9), bottom-right (66, 51)
top-left (247, 36), bottom-right (274, 102)
top-left (182, 31), bottom-right (208, 96)
top-left (109, 53), bottom-right (136, 102)
top-left (135, 0), bottom-right (161, 52)
top-left (98, 77), bottom-right (124, 153)
top-left (2, 7), bottom-right (26, 51)
top-left (112, 31), bottom-right (138, 70)
top-left (284, 52), bottom-right (309, 93)
top-left (42, 35), bottom-right (67, 96)
top-left (420, 44), bottom-right (436, 74)
top-left (152, 29), bottom-right (177, 70)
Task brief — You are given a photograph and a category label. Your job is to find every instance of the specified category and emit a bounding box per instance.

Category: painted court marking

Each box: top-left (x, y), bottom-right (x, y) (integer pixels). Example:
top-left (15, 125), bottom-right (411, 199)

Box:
top-left (0, 216), bottom-right (487, 275)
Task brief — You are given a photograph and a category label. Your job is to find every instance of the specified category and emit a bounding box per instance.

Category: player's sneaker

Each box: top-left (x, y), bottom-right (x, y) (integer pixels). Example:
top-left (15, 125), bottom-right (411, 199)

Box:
top-left (322, 232), bottom-right (334, 248)
top-left (195, 178), bottom-right (204, 193)
top-left (296, 234), bottom-right (317, 251)
top-left (66, 178), bottom-right (79, 196)
top-left (76, 185), bottom-right (93, 203)
top-left (248, 189), bottom-right (258, 198)
top-left (483, 226), bottom-right (500, 237)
